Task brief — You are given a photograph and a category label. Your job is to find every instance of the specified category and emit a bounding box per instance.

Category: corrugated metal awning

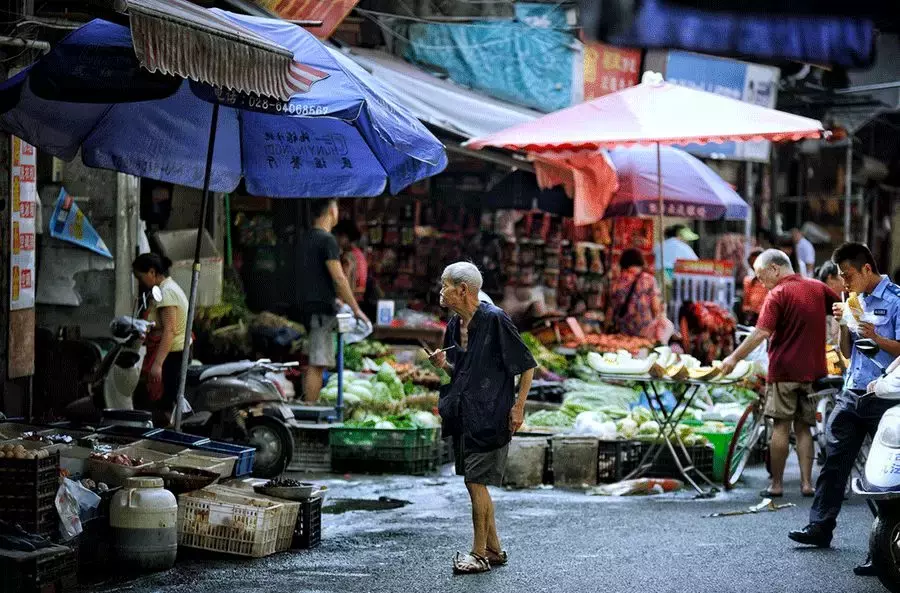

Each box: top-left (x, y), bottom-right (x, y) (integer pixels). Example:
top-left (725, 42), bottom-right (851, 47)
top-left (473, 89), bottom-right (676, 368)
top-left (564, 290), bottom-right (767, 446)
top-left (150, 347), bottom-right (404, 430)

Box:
top-left (96, 0), bottom-right (301, 100)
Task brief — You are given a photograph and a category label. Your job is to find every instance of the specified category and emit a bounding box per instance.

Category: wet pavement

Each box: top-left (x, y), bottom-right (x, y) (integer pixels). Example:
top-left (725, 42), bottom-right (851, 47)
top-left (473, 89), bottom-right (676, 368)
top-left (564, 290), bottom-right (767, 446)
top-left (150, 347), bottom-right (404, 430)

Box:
top-left (97, 461), bottom-right (886, 593)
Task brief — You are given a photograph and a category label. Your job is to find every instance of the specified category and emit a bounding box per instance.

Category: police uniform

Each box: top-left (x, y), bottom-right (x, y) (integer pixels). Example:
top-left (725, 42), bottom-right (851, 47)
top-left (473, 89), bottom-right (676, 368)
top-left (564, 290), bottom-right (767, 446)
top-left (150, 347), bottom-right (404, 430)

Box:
top-left (810, 275), bottom-right (900, 530)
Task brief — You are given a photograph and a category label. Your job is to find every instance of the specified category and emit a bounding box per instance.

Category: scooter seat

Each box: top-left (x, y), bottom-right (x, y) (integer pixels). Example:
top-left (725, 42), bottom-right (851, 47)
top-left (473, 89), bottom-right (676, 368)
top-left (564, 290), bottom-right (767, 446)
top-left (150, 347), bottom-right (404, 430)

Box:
top-left (186, 361), bottom-right (257, 385)
top-left (814, 376), bottom-right (845, 391)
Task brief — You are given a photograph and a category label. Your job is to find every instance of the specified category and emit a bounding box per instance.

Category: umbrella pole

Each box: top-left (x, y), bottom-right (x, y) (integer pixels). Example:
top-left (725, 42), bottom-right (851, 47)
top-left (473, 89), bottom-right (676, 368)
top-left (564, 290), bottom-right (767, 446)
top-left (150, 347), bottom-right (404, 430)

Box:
top-left (656, 142), bottom-right (667, 314)
top-left (174, 102), bottom-right (221, 432)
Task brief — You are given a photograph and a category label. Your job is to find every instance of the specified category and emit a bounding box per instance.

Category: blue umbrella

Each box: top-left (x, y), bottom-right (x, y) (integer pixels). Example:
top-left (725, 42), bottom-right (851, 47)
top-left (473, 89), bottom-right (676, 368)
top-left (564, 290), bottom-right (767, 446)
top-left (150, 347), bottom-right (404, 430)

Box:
top-left (0, 13), bottom-right (447, 197)
top-left (0, 10), bottom-right (447, 429)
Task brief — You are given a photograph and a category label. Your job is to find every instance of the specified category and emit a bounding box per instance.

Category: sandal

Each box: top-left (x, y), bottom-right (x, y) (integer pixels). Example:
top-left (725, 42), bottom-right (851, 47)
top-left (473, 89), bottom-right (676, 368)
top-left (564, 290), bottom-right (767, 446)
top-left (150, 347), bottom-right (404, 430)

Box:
top-left (760, 489), bottom-right (784, 498)
top-left (453, 552), bottom-right (491, 575)
top-left (486, 549), bottom-right (508, 566)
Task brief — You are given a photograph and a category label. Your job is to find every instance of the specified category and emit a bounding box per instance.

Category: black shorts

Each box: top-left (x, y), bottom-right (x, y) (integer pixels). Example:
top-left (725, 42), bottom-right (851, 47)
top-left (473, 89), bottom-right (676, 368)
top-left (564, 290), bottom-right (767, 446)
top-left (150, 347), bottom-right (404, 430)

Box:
top-left (454, 438), bottom-right (510, 486)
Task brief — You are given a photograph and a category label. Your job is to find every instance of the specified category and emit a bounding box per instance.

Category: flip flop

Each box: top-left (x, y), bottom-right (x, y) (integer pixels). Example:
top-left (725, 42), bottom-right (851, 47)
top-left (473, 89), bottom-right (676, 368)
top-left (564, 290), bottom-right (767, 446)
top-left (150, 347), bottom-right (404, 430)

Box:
top-left (453, 552), bottom-right (491, 575)
top-left (760, 489), bottom-right (784, 498)
top-left (486, 550), bottom-right (508, 566)
top-left (802, 490), bottom-right (815, 498)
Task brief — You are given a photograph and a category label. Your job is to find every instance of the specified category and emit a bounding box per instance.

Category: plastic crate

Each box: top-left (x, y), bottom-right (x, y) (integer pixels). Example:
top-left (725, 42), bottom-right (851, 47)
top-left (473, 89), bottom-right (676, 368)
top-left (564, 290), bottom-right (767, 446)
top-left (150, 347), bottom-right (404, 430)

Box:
top-left (0, 423), bottom-right (45, 441)
top-left (130, 439), bottom-right (189, 457)
top-left (170, 451), bottom-right (237, 479)
top-left (86, 446), bottom-right (173, 487)
top-left (695, 427), bottom-right (736, 482)
top-left (177, 489), bottom-right (282, 558)
top-left (330, 427), bottom-right (440, 475)
top-left (293, 496), bottom-right (322, 550)
top-left (0, 544), bottom-right (77, 593)
top-left (597, 440), bottom-right (643, 483)
top-left (148, 430), bottom-right (209, 449)
top-left (207, 486), bottom-right (300, 553)
top-left (288, 424), bottom-right (331, 473)
top-left (97, 425), bottom-right (158, 439)
top-left (636, 442), bottom-right (715, 479)
top-left (0, 449), bottom-right (60, 538)
top-left (195, 441), bottom-right (255, 477)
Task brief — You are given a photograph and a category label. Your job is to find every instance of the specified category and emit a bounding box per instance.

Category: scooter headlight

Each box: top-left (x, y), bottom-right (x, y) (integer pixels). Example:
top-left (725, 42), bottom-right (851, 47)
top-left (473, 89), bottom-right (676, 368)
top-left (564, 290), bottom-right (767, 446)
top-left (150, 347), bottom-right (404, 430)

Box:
top-left (880, 423), bottom-right (900, 449)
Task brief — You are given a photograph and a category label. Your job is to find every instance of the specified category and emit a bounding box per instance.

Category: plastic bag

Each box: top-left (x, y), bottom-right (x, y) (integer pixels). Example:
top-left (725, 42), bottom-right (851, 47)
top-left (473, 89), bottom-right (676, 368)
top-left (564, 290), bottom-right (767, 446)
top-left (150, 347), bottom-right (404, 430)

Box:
top-left (589, 478), bottom-right (683, 496)
top-left (337, 303), bottom-right (373, 345)
top-left (841, 297), bottom-right (875, 334)
top-left (56, 478), bottom-right (101, 540)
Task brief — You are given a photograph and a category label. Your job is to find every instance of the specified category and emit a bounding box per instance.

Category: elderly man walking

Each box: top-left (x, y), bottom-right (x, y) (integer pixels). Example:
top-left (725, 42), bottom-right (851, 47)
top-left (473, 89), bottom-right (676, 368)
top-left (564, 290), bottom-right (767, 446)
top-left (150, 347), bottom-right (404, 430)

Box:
top-left (721, 249), bottom-right (839, 498)
top-left (431, 262), bottom-right (536, 575)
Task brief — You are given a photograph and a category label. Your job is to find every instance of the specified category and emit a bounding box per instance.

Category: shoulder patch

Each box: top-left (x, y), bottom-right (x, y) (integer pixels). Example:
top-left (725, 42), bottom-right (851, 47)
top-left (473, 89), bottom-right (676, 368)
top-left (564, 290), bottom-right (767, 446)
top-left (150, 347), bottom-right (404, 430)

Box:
top-left (885, 283), bottom-right (900, 297)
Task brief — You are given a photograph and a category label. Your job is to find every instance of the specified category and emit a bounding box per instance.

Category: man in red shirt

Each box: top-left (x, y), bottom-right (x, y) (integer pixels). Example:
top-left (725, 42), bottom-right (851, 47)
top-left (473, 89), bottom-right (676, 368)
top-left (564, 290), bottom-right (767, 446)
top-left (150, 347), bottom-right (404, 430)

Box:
top-left (721, 249), bottom-right (839, 498)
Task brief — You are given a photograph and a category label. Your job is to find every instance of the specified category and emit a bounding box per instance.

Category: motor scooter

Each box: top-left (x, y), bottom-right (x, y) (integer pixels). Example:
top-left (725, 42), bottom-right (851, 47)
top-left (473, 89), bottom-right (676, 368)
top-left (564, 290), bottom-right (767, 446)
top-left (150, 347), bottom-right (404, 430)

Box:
top-left (65, 286), bottom-right (160, 427)
top-left (66, 287), bottom-right (301, 478)
top-left (848, 339), bottom-right (900, 592)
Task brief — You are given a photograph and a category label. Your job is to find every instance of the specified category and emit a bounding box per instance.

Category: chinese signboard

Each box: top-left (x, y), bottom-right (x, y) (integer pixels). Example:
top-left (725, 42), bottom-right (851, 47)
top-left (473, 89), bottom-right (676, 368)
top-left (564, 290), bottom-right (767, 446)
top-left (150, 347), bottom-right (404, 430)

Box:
top-left (583, 42), bottom-right (641, 100)
top-left (10, 136), bottom-right (36, 310)
top-left (665, 51), bottom-right (780, 162)
top-left (253, 0), bottom-right (359, 39)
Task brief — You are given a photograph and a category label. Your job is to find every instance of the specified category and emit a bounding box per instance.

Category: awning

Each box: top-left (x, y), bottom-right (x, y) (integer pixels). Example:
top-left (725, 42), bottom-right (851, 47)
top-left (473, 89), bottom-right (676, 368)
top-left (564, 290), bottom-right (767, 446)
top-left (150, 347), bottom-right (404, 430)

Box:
top-left (343, 47), bottom-right (542, 139)
top-left (92, 0), bottom-right (299, 100)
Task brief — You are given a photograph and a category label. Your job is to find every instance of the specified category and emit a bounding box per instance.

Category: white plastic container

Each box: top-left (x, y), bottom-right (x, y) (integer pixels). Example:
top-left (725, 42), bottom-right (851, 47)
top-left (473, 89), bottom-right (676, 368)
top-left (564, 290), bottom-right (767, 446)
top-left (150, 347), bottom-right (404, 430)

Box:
top-left (110, 477), bottom-right (178, 572)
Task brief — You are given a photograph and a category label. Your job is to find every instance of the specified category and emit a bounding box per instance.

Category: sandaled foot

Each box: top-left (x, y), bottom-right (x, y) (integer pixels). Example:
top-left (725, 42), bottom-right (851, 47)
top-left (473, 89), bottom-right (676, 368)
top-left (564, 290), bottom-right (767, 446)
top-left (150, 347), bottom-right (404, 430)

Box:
top-left (801, 488), bottom-right (815, 498)
top-left (453, 552), bottom-right (491, 575)
top-left (485, 549), bottom-right (508, 566)
top-left (760, 488), bottom-right (783, 498)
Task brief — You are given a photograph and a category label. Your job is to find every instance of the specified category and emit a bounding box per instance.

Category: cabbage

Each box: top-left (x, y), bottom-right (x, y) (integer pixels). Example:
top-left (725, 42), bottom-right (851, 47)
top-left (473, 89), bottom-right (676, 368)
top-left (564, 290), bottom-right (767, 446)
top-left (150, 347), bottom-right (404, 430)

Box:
top-left (374, 420), bottom-right (396, 429)
top-left (616, 418), bottom-right (638, 438)
top-left (372, 382), bottom-right (392, 401)
top-left (676, 424), bottom-right (694, 440)
top-left (411, 411), bottom-right (441, 428)
top-left (638, 420), bottom-right (660, 436)
top-left (630, 406), bottom-right (653, 425)
top-left (375, 363), bottom-right (405, 399)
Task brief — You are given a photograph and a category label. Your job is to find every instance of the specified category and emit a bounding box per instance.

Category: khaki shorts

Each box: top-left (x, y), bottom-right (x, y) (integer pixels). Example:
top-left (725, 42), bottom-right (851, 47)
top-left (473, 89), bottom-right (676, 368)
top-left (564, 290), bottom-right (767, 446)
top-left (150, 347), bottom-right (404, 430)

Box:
top-left (764, 382), bottom-right (816, 425)
top-left (306, 314), bottom-right (336, 368)
top-left (454, 438), bottom-right (510, 486)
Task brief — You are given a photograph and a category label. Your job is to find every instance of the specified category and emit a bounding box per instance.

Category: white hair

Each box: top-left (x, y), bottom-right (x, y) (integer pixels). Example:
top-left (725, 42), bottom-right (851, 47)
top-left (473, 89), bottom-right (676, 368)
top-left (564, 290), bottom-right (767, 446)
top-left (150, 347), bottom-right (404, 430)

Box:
top-left (755, 249), bottom-right (794, 273)
top-left (442, 262), bottom-right (483, 292)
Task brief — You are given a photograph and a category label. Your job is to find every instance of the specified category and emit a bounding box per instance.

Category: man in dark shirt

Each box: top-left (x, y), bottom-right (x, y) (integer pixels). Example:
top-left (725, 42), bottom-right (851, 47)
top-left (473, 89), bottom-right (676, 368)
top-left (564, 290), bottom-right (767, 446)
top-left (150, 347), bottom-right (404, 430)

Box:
top-left (295, 199), bottom-right (369, 402)
top-left (432, 262), bottom-right (536, 575)
top-left (721, 249), bottom-right (839, 498)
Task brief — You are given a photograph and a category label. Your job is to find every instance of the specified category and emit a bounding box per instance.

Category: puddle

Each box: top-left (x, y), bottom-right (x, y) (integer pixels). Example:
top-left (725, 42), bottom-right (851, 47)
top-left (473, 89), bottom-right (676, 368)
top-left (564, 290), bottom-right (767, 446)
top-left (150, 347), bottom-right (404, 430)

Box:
top-left (323, 497), bottom-right (412, 515)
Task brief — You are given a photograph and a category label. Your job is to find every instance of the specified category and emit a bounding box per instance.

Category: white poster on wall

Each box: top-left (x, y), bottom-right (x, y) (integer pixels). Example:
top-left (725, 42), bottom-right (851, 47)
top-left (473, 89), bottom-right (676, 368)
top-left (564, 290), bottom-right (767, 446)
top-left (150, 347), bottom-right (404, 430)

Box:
top-left (10, 136), bottom-right (37, 310)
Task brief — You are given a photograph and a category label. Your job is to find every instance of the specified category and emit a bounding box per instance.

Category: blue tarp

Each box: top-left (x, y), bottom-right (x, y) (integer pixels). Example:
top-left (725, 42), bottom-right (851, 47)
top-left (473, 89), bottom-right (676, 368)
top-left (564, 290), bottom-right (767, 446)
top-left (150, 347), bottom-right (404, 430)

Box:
top-left (403, 21), bottom-right (577, 114)
top-left (609, 0), bottom-right (875, 68)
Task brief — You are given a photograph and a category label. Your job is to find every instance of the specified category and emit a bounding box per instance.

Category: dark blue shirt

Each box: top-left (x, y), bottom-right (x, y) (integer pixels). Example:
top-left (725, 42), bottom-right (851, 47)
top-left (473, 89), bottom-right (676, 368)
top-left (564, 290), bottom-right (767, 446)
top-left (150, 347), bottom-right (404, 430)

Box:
top-left (438, 303), bottom-right (537, 453)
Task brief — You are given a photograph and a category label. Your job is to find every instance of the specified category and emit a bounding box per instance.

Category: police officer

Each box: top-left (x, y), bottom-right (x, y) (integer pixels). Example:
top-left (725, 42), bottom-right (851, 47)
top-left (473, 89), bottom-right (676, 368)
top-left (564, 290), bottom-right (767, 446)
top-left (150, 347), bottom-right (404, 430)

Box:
top-left (789, 243), bottom-right (900, 576)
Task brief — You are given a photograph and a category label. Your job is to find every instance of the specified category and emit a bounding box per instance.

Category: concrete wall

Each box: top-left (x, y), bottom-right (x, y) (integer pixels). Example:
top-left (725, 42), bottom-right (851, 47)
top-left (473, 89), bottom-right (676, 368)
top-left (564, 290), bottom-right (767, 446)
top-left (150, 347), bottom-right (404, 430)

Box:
top-left (35, 158), bottom-right (134, 338)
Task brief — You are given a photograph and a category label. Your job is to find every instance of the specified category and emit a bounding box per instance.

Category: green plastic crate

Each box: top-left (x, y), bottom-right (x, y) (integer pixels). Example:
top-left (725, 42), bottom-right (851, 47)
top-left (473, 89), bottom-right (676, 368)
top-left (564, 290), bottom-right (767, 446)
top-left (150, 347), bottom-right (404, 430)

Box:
top-left (696, 426), bottom-right (736, 482)
top-left (329, 427), bottom-right (440, 475)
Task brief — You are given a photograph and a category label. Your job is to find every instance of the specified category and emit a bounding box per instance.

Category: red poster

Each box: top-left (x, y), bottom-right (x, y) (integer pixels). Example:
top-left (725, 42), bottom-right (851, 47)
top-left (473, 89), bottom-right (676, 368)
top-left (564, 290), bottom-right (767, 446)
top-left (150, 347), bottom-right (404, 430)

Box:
top-left (583, 42), bottom-right (642, 100)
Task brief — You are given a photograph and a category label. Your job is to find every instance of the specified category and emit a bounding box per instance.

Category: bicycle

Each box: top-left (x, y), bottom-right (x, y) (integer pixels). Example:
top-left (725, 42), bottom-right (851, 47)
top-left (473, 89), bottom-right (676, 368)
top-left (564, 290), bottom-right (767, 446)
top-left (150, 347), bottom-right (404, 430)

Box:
top-left (723, 376), bottom-right (870, 491)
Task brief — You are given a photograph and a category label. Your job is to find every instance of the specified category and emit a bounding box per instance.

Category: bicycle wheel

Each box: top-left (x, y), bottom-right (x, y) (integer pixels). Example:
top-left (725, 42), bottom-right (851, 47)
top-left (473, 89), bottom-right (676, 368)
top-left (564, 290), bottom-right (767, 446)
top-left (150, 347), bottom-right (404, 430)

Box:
top-left (724, 402), bottom-right (767, 490)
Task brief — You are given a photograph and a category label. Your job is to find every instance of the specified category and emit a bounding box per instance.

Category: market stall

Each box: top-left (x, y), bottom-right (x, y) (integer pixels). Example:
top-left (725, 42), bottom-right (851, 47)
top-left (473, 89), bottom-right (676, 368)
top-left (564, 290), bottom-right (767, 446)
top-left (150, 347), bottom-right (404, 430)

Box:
top-left (0, 420), bottom-right (326, 589)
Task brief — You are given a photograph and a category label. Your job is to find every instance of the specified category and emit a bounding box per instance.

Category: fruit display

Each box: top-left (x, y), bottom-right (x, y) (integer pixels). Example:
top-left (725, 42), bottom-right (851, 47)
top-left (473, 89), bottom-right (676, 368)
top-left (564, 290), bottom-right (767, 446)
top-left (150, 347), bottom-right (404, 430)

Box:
top-left (0, 443), bottom-right (50, 460)
top-left (586, 346), bottom-right (755, 383)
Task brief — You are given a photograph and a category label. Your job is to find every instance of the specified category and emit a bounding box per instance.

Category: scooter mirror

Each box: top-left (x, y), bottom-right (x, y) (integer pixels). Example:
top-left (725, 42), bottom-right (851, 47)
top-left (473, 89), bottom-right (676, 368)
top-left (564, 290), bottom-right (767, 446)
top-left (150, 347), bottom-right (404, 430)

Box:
top-left (856, 338), bottom-right (881, 359)
top-left (150, 285), bottom-right (163, 303)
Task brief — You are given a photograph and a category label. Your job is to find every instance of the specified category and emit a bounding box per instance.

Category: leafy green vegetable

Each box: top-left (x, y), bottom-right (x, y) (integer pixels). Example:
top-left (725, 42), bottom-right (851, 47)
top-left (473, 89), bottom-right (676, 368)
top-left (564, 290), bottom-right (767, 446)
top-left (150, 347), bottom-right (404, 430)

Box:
top-left (521, 332), bottom-right (569, 375)
top-left (525, 410), bottom-right (574, 428)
